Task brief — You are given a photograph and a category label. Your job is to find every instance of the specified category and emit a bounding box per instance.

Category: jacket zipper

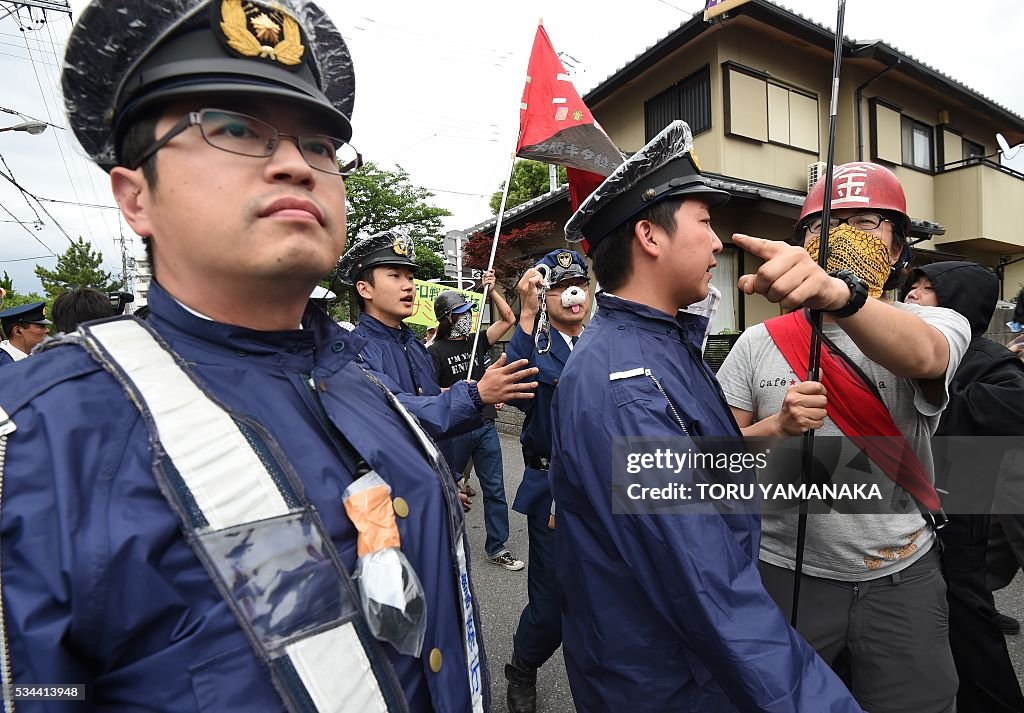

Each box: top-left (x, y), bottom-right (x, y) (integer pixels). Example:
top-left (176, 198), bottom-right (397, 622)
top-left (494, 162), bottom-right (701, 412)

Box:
top-left (645, 369), bottom-right (690, 436)
top-left (0, 412), bottom-right (17, 712)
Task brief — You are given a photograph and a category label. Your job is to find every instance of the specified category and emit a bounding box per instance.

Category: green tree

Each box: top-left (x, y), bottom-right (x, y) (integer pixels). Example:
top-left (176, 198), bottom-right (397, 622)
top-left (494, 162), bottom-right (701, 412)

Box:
top-left (34, 237), bottom-right (117, 300)
top-left (344, 162), bottom-right (451, 246)
top-left (0, 271), bottom-right (46, 311)
top-left (413, 235), bottom-right (446, 282)
top-left (489, 159), bottom-right (567, 214)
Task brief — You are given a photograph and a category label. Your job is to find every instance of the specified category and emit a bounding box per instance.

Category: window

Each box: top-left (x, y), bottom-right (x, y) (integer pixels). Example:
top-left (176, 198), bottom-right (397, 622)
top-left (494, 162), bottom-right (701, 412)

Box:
top-left (723, 63), bottom-right (819, 154)
top-left (963, 138), bottom-right (985, 163)
top-left (901, 116), bottom-right (933, 171)
top-left (644, 65), bottom-right (711, 141)
top-left (709, 247), bottom-right (740, 333)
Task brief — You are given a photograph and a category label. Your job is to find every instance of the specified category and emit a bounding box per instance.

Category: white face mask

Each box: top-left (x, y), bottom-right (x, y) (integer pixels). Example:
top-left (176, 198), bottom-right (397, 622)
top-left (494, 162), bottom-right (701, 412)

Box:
top-left (450, 312), bottom-right (473, 339)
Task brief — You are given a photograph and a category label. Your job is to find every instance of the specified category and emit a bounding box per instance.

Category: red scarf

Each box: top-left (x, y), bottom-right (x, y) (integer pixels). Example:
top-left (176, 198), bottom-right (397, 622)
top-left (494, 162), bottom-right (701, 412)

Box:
top-left (764, 312), bottom-right (940, 512)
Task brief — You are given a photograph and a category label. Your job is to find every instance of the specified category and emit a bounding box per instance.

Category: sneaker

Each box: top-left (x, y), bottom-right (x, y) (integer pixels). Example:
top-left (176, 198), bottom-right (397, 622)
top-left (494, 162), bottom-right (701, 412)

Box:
top-left (488, 551), bottom-right (525, 571)
top-left (996, 611), bottom-right (1021, 635)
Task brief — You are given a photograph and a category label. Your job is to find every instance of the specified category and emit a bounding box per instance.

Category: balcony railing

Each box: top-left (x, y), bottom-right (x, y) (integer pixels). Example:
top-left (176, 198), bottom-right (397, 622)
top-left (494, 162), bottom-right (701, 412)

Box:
top-left (932, 159), bottom-right (1024, 250)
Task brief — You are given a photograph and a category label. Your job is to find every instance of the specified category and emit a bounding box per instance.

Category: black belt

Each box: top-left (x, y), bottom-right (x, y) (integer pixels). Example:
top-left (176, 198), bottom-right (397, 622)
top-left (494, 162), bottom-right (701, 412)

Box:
top-left (524, 452), bottom-right (550, 471)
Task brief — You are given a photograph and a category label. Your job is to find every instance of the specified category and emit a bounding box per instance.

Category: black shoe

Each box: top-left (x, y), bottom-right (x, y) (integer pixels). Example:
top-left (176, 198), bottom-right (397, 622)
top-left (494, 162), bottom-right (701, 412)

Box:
top-left (505, 654), bottom-right (537, 713)
top-left (996, 611), bottom-right (1021, 635)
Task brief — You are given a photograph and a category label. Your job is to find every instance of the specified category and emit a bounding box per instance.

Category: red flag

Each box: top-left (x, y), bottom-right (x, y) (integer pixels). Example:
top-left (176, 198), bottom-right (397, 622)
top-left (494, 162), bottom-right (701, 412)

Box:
top-left (517, 25), bottom-right (622, 179)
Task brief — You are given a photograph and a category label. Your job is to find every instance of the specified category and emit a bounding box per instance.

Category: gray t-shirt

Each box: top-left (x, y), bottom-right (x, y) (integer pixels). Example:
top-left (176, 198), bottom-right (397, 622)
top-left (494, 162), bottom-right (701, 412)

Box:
top-left (717, 302), bottom-right (970, 580)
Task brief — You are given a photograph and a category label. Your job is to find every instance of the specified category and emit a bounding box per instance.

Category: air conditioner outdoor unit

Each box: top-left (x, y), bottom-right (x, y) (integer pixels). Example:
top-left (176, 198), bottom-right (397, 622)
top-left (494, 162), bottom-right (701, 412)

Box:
top-left (807, 161), bottom-right (827, 192)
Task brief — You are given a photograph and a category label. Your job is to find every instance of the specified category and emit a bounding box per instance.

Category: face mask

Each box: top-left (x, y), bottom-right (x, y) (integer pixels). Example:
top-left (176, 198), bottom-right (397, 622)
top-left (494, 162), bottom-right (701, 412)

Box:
top-left (450, 312), bottom-right (473, 339)
top-left (805, 223), bottom-right (893, 298)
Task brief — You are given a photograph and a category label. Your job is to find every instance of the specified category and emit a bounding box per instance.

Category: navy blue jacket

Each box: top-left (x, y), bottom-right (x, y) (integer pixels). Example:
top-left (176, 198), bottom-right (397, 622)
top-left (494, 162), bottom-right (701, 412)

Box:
top-left (506, 323), bottom-right (572, 516)
top-left (0, 282), bottom-right (489, 712)
top-left (549, 293), bottom-right (862, 712)
top-left (354, 313), bottom-right (482, 444)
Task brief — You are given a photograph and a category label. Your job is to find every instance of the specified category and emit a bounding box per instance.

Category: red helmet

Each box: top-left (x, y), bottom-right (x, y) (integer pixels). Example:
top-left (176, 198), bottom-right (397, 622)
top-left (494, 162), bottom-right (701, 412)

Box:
top-left (799, 162), bottom-right (911, 233)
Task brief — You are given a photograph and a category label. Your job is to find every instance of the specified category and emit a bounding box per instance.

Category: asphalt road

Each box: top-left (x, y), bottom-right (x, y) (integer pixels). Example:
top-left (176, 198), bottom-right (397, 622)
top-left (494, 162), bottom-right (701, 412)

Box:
top-left (465, 432), bottom-right (572, 713)
top-left (469, 432), bottom-right (1024, 712)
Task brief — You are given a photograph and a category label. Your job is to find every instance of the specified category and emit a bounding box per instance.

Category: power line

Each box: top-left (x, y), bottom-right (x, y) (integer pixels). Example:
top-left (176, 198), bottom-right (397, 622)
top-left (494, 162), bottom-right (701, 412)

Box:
top-left (0, 152), bottom-right (44, 225)
top-left (0, 253), bottom-right (54, 263)
top-left (19, 21), bottom-right (98, 247)
top-left (0, 170), bottom-right (76, 245)
top-left (0, 198), bottom-right (54, 254)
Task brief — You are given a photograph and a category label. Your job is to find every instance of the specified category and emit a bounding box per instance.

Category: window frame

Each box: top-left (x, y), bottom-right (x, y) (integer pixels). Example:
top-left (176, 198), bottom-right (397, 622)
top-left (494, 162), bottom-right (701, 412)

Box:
top-left (900, 115), bottom-right (934, 173)
top-left (644, 64), bottom-right (712, 142)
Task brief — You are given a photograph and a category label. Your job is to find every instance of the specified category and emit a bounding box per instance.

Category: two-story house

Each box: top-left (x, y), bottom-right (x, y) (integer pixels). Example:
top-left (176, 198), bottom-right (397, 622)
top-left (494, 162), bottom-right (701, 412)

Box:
top-left (464, 0), bottom-right (1024, 357)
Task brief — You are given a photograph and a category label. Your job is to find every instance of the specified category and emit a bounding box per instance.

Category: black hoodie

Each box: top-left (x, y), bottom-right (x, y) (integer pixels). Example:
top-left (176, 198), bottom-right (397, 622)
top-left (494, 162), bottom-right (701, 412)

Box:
top-left (906, 262), bottom-right (1024, 505)
top-left (905, 261), bottom-right (1024, 438)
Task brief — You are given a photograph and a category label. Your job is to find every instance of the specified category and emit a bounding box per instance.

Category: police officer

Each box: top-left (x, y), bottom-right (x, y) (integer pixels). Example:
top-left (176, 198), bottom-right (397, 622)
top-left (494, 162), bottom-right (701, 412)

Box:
top-left (340, 230), bottom-right (536, 464)
top-left (0, 2), bottom-right (490, 711)
top-left (503, 248), bottom-right (590, 713)
top-left (0, 301), bottom-right (50, 365)
top-left (549, 120), bottom-right (863, 712)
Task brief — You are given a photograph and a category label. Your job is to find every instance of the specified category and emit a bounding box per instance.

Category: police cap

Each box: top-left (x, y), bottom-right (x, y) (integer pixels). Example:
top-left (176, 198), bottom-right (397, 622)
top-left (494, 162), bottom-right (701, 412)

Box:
top-left (536, 249), bottom-right (588, 286)
top-left (62, 0), bottom-right (355, 172)
top-left (564, 121), bottom-right (730, 255)
top-left (338, 230), bottom-right (417, 285)
top-left (0, 301), bottom-right (51, 328)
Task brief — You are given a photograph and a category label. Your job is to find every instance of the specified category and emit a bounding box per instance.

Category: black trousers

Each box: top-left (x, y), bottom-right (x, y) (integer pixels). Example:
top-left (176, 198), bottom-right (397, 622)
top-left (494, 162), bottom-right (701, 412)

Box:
top-left (512, 511), bottom-right (562, 669)
top-left (941, 514), bottom-right (1024, 713)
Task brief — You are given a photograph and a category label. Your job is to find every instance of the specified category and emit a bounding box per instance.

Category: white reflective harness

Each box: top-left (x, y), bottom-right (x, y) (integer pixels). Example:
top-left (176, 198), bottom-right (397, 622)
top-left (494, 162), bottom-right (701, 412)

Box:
top-left (0, 319), bottom-right (487, 713)
top-left (83, 319), bottom-right (399, 713)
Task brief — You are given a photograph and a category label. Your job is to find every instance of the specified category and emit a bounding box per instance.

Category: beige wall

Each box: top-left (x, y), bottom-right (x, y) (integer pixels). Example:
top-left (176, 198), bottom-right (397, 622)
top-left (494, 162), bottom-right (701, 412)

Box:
top-left (592, 37), bottom-right (720, 157)
top-left (933, 164), bottom-right (1024, 250)
top-left (981, 167), bottom-right (1024, 248)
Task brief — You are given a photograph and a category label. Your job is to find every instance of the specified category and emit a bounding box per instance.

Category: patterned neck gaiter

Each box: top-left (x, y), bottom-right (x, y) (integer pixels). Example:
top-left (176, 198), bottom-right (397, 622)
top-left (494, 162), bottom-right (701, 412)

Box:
top-left (450, 312), bottom-right (473, 339)
top-left (805, 224), bottom-right (893, 298)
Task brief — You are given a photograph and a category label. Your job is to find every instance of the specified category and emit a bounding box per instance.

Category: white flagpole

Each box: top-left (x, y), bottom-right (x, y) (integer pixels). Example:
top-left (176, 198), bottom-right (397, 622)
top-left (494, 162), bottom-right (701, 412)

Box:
top-left (465, 152), bottom-right (517, 381)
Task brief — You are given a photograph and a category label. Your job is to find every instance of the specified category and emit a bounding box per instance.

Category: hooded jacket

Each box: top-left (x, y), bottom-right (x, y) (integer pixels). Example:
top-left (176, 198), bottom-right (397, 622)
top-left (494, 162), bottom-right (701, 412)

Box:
top-left (906, 262), bottom-right (1024, 506)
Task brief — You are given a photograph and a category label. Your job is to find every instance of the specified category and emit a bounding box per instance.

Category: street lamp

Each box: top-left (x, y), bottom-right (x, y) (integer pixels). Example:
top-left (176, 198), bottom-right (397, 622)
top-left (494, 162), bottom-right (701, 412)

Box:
top-left (0, 120), bottom-right (48, 135)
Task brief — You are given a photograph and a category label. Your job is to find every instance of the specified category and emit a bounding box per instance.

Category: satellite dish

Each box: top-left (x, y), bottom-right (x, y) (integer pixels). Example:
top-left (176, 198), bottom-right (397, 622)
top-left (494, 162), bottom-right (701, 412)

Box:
top-left (997, 133), bottom-right (1023, 160)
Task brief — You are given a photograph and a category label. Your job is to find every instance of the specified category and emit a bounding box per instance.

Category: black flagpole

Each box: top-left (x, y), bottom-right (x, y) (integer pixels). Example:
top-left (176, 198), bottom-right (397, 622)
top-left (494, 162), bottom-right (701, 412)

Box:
top-left (791, 0), bottom-right (847, 628)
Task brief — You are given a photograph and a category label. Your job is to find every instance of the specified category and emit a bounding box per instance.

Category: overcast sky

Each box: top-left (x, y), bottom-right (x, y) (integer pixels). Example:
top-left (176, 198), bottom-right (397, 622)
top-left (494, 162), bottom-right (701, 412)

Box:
top-left (2, 0), bottom-right (1022, 294)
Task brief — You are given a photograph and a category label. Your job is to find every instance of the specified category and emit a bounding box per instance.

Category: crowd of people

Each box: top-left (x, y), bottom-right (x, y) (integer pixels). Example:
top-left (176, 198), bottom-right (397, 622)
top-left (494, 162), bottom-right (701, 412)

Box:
top-left (2, 1), bottom-right (1024, 712)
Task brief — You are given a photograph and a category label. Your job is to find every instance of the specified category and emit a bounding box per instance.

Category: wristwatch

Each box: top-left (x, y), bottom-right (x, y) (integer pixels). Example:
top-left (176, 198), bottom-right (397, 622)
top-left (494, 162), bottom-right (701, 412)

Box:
top-left (824, 269), bottom-right (869, 318)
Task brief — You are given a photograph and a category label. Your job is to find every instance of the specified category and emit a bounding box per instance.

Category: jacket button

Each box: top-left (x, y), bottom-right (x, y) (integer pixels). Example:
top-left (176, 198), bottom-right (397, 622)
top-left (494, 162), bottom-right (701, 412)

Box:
top-left (417, 387), bottom-right (424, 395)
top-left (319, 381), bottom-right (327, 392)
top-left (393, 497), bottom-right (410, 519)
top-left (332, 341), bottom-right (345, 353)
top-left (552, 378), bottom-right (558, 386)
top-left (429, 648), bottom-right (443, 673)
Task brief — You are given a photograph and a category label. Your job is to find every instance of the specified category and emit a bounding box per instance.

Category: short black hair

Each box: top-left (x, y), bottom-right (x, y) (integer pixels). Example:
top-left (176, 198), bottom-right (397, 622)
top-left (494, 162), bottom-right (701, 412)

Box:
top-left (591, 197), bottom-right (684, 292)
top-left (119, 110), bottom-right (162, 188)
top-left (52, 287), bottom-right (115, 333)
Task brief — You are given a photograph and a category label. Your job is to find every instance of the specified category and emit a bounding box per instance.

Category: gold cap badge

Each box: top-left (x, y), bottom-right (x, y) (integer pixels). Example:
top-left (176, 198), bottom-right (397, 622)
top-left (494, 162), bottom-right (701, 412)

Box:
top-left (218, 0), bottom-right (305, 68)
top-left (392, 237), bottom-right (411, 256)
top-left (688, 148), bottom-right (702, 172)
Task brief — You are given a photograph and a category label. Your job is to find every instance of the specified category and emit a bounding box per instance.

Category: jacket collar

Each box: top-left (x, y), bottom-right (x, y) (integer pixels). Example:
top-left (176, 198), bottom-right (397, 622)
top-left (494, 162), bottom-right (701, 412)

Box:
top-left (145, 280), bottom-right (365, 371)
top-left (597, 292), bottom-right (708, 346)
top-left (356, 312), bottom-right (418, 344)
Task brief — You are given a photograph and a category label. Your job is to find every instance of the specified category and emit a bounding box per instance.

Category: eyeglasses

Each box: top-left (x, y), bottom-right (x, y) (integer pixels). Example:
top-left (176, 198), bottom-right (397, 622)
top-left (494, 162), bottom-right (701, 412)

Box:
top-left (130, 109), bottom-right (363, 176)
top-left (806, 212), bottom-right (887, 236)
